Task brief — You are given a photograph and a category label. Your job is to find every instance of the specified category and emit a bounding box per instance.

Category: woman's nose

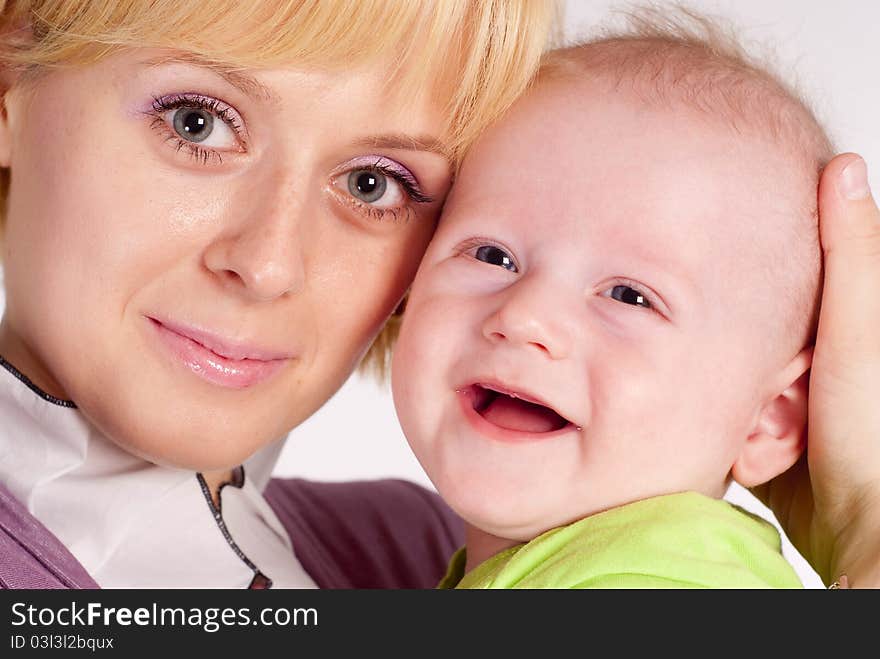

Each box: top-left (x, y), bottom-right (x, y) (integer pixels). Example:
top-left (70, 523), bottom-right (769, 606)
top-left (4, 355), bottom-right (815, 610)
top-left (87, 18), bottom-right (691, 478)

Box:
top-left (202, 190), bottom-right (307, 302)
top-left (481, 277), bottom-right (574, 360)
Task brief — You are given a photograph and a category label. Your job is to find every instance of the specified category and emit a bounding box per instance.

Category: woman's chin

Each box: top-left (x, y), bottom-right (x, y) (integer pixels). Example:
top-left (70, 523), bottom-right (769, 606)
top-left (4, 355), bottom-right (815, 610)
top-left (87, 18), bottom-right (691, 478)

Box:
top-left (80, 399), bottom-right (277, 471)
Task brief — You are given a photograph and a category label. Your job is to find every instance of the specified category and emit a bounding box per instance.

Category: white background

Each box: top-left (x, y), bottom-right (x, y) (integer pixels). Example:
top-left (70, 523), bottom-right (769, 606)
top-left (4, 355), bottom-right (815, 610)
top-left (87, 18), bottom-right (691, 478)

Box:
top-left (3, 1), bottom-right (878, 588)
top-left (273, 1), bottom-right (880, 589)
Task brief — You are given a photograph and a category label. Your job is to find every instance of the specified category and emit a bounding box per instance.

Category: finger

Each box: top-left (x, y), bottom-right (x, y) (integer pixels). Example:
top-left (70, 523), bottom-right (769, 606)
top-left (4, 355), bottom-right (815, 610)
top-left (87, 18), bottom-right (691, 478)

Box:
top-left (819, 154), bottom-right (880, 249)
top-left (815, 154), bottom-right (880, 362)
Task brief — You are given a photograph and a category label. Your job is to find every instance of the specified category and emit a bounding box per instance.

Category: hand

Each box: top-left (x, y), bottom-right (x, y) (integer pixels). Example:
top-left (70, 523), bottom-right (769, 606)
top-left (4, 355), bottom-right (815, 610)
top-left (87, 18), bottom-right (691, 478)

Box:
top-left (752, 153), bottom-right (880, 587)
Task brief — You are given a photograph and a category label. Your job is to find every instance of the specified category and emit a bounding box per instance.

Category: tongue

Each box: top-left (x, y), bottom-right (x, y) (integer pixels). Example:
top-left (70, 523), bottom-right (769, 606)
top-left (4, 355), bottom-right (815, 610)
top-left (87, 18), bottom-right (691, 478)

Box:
top-left (479, 395), bottom-right (567, 433)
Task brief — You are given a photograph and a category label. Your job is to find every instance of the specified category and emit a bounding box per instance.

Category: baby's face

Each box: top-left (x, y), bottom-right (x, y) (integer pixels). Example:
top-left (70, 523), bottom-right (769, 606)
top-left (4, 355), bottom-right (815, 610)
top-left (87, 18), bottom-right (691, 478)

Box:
top-left (392, 78), bottom-right (809, 541)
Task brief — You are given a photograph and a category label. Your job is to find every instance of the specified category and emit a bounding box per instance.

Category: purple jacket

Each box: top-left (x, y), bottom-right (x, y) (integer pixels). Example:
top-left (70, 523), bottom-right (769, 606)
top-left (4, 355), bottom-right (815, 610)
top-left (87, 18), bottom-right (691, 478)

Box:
top-left (0, 477), bottom-right (463, 589)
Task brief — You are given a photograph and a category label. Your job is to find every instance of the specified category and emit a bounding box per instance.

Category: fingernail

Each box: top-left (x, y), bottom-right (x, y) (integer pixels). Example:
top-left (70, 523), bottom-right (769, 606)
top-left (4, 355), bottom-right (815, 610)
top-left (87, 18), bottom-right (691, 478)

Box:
top-left (839, 158), bottom-right (871, 200)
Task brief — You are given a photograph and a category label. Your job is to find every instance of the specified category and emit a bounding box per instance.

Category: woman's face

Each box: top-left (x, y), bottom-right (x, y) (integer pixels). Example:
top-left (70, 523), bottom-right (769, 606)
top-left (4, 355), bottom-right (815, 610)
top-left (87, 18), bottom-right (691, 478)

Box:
top-left (0, 48), bottom-right (451, 469)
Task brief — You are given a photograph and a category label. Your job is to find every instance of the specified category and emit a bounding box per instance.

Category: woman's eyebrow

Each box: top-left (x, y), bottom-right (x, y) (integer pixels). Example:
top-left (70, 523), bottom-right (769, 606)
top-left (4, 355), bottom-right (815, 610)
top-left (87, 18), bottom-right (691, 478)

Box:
top-left (354, 135), bottom-right (452, 165)
top-left (141, 55), bottom-right (452, 165)
top-left (142, 53), bottom-right (279, 103)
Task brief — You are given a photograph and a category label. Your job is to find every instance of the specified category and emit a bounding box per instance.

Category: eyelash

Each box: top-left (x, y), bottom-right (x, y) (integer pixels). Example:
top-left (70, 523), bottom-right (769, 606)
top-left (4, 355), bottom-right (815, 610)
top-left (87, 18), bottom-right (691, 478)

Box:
top-left (147, 95), bottom-right (434, 223)
top-left (147, 94), bottom-right (244, 165)
top-left (332, 159), bottom-right (434, 224)
top-left (458, 237), bottom-right (519, 269)
top-left (459, 241), bottom-right (662, 313)
top-left (367, 162), bottom-right (432, 204)
top-left (603, 278), bottom-right (659, 311)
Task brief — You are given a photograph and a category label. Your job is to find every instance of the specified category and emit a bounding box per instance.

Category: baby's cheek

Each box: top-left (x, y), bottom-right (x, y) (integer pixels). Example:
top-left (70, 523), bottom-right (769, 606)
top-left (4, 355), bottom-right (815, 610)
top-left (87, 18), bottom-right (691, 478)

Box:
top-left (591, 338), bottom-right (694, 429)
top-left (392, 308), bottom-right (441, 406)
top-left (425, 253), bottom-right (514, 298)
top-left (397, 290), bottom-right (467, 391)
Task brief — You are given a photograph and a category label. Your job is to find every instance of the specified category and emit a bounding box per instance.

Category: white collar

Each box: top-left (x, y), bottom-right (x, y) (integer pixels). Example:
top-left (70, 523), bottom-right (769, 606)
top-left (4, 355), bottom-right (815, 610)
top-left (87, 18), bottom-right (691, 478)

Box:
top-left (0, 355), bottom-right (316, 589)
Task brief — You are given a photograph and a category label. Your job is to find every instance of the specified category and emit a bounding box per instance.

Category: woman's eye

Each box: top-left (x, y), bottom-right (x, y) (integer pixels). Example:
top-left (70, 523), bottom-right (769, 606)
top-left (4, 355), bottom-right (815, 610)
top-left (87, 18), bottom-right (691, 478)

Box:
top-left (474, 245), bottom-right (518, 272)
top-left (346, 169), bottom-right (404, 208)
top-left (330, 156), bottom-right (431, 221)
top-left (172, 107), bottom-right (212, 142)
top-left (164, 107), bottom-right (236, 149)
top-left (606, 284), bottom-right (652, 309)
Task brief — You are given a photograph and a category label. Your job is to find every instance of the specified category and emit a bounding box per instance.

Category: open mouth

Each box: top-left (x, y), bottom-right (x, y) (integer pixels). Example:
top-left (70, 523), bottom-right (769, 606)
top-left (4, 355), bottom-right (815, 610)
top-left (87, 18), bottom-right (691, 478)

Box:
top-left (469, 384), bottom-right (572, 434)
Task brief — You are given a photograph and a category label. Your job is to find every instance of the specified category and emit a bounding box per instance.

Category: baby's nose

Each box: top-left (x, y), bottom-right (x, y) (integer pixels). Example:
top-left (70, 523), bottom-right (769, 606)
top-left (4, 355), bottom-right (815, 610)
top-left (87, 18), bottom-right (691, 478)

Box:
top-left (481, 281), bottom-right (573, 360)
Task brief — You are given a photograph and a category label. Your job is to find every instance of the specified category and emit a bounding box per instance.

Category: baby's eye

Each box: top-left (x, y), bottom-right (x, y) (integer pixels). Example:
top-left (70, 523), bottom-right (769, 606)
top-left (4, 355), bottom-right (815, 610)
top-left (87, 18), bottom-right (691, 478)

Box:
top-left (164, 106), bottom-right (236, 149)
top-left (473, 245), bottom-right (518, 272)
top-left (604, 284), bottom-right (652, 309)
top-left (346, 169), bottom-right (404, 208)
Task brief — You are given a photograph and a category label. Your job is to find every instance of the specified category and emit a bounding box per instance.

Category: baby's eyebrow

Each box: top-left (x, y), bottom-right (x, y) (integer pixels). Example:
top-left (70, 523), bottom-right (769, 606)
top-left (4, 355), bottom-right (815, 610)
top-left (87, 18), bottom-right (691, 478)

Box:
top-left (619, 250), bottom-right (696, 316)
top-left (142, 52), bottom-right (279, 104)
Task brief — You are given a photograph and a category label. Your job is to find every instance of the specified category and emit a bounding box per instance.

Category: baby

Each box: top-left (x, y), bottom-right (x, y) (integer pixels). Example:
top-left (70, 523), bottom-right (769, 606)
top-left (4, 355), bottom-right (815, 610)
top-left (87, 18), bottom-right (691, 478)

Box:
top-left (391, 13), bottom-right (832, 588)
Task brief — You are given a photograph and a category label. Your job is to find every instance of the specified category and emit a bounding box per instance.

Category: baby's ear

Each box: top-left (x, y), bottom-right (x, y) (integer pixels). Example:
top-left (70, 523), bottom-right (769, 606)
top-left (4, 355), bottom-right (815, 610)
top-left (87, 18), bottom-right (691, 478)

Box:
top-left (730, 347), bottom-right (812, 488)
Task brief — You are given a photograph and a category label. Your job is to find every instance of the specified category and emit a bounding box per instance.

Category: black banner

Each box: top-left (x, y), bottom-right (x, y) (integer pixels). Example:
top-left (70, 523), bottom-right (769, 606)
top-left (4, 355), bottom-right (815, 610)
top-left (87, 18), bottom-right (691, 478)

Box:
top-left (0, 589), bottom-right (854, 654)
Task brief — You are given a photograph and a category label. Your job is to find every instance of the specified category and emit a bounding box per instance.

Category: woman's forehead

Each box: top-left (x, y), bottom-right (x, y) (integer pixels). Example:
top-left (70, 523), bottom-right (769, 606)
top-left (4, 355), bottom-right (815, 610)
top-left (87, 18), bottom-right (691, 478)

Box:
top-left (5, 1), bottom-right (555, 162)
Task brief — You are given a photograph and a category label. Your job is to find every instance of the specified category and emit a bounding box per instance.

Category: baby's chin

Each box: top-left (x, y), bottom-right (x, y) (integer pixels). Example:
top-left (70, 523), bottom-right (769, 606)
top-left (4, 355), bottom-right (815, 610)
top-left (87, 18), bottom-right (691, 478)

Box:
top-left (449, 481), bottom-right (698, 545)
top-left (440, 481), bottom-right (592, 544)
top-left (461, 507), bottom-right (575, 546)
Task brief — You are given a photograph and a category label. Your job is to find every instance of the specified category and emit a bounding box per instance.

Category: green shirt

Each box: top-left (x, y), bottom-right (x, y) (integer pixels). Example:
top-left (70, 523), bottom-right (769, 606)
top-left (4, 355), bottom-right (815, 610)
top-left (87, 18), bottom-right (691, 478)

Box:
top-left (438, 491), bottom-right (802, 589)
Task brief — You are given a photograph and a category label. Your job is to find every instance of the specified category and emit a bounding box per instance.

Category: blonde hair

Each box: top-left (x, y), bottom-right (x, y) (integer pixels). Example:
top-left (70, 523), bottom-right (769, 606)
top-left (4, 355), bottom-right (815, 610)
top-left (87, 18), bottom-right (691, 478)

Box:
top-left (0, 0), bottom-right (559, 376)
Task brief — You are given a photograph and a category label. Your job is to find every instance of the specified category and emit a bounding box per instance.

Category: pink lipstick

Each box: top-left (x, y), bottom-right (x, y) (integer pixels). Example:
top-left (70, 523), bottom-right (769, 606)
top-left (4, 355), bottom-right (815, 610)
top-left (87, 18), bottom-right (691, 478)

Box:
top-left (146, 317), bottom-right (291, 389)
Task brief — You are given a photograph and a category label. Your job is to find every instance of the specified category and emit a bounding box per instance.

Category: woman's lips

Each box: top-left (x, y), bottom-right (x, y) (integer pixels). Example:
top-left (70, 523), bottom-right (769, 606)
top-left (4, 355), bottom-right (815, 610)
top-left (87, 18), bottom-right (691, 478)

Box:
top-left (146, 317), bottom-right (291, 389)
